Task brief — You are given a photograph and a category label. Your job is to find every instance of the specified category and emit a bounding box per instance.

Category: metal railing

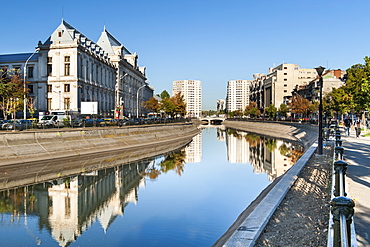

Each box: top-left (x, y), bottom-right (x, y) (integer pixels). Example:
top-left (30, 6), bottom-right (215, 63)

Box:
top-left (328, 126), bottom-right (356, 247)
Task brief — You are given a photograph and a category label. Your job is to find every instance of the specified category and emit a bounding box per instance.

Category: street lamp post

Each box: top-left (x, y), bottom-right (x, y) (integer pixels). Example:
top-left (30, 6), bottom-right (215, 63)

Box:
top-left (136, 84), bottom-right (145, 118)
top-left (315, 66), bottom-right (325, 155)
top-left (23, 48), bottom-right (40, 119)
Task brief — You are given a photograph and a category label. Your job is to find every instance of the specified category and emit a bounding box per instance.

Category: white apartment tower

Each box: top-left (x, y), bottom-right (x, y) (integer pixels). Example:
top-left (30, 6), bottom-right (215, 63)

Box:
top-left (172, 80), bottom-right (202, 118)
top-left (226, 80), bottom-right (251, 112)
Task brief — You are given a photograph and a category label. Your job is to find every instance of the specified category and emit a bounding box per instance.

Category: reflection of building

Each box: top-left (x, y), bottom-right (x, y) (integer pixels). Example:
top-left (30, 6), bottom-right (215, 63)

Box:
top-left (226, 80), bottom-right (251, 112)
top-left (217, 99), bottom-right (226, 112)
top-left (225, 129), bottom-right (301, 181)
top-left (226, 131), bottom-right (250, 163)
top-left (185, 132), bottom-right (202, 163)
top-left (34, 161), bottom-right (149, 247)
top-left (172, 80), bottom-right (202, 118)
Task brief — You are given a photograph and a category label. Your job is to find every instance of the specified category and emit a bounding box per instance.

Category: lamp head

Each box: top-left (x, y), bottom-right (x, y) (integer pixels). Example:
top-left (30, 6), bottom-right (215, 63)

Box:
top-left (315, 66), bottom-right (325, 76)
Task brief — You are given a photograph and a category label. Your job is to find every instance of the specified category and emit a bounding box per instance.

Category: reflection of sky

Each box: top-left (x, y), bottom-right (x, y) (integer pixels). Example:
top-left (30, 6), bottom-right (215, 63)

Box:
top-left (0, 128), bottom-right (272, 247)
top-left (98, 128), bottom-right (271, 247)
top-left (0, 214), bottom-right (59, 247)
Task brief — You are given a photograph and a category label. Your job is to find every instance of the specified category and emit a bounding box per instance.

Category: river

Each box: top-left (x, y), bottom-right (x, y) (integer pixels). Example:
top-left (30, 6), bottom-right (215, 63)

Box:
top-left (0, 126), bottom-right (303, 247)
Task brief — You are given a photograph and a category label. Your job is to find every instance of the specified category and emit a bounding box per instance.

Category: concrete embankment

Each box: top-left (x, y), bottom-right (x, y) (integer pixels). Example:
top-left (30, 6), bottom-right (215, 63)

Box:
top-left (214, 120), bottom-right (319, 246)
top-left (222, 120), bottom-right (318, 150)
top-left (0, 123), bottom-right (200, 166)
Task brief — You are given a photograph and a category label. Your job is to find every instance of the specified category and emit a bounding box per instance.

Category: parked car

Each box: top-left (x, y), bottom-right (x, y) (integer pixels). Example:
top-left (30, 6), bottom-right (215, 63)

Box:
top-left (2, 119), bottom-right (33, 130)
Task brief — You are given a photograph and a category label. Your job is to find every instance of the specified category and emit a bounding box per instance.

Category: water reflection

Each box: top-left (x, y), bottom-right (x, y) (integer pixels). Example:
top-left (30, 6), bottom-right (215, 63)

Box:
top-left (224, 128), bottom-right (303, 181)
top-left (0, 127), bottom-right (303, 246)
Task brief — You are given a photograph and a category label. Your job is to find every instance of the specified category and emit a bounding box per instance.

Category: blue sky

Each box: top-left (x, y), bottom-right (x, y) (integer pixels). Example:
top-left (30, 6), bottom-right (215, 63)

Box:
top-left (1, 0), bottom-right (369, 110)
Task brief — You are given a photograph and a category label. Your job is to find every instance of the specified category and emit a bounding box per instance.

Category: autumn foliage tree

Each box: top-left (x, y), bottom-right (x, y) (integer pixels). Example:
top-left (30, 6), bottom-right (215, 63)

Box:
top-left (0, 67), bottom-right (26, 119)
top-left (290, 94), bottom-right (310, 117)
top-left (245, 101), bottom-right (261, 118)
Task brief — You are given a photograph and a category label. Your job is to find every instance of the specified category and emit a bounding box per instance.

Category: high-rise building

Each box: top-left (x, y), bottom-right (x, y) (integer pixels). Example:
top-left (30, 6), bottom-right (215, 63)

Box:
top-left (263, 63), bottom-right (317, 108)
top-left (226, 80), bottom-right (251, 112)
top-left (172, 80), bottom-right (202, 118)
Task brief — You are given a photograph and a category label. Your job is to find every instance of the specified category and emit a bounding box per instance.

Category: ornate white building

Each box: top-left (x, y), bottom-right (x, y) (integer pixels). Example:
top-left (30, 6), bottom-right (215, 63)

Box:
top-left (0, 19), bottom-right (153, 118)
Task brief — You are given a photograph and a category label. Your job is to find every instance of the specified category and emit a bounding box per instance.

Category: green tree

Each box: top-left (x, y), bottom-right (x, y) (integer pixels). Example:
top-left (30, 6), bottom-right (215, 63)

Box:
top-left (158, 90), bottom-right (170, 99)
top-left (265, 104), bottom-right (277, 120)
top-left (160, 97), bottom-right (175, 116)
top-left (278, 103), bottom-right (289, 117)
top-left (343, 56), bottom-right (370, 114)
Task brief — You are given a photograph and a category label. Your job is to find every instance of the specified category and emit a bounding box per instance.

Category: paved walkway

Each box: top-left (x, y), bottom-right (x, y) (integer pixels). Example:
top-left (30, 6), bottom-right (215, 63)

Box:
top-left (342, 130), bottom-right (370, 247)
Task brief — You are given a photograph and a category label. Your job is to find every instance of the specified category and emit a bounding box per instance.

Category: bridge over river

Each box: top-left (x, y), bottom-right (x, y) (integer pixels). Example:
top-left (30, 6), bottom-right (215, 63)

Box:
top-left (199, 116), bottom-right (226, 125)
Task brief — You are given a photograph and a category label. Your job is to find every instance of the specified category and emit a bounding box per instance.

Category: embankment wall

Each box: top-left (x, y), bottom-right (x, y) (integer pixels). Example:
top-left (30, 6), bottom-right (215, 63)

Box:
top-left (0, 123), bottom-right (200, 166)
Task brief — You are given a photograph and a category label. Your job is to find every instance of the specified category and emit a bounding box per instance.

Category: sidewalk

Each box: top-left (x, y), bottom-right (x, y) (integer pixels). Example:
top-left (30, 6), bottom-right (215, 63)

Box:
top-left (342, 130), bottom-right (370, 247)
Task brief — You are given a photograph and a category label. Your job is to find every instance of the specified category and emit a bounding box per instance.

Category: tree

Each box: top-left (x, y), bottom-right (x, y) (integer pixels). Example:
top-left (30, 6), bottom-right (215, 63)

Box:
top-left (170, 92), bottom-right (187, 117)
top-left (158, 90), bottom-right (170, 99)
top-left (290, 94), bottom-right (310, 117)
top-left (265, 104), bottom-right (277, 120)
top-left (245, 101), bottom-right (261, 118)
top-left (343, 56), bottom-right (370, 114)
top-left (160, 97), bottom-right (175, 116)
top-left (143, 97), bottom-right (161, 113)
top-left (0, 68), bottom-right (26, 120)
top-left (278, 103), bottom-right (289, 117)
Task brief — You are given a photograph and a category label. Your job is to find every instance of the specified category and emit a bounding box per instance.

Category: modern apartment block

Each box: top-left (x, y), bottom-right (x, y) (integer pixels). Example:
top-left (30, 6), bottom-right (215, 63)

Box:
top-left (249, 63), bottom-right (318, 111)
top-left (172, 80), bottom-right (202, 118)
top-left (0, 19), bottom-right (153, 118)
top-left (226, 80), bottom-right (251, 112)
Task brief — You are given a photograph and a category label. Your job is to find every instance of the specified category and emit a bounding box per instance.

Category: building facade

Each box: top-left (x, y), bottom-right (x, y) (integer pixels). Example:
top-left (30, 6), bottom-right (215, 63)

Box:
top-left (172, 80), bottom-right (202, 118)
top-left (226, 80), bottom-right (251, 112)
top-left (0, 19), bottom-right (153, 119)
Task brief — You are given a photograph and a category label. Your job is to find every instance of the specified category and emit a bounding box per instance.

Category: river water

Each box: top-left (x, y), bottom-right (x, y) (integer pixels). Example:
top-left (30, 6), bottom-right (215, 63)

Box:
top-left (0, 126), bottom-right (303, 247)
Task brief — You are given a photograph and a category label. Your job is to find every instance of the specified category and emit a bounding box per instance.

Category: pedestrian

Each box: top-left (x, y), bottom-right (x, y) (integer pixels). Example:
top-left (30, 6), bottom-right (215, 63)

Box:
top-left (355, 118), bottom-right (361, 137)
top-left (344, 116), bottom-right (352, 136)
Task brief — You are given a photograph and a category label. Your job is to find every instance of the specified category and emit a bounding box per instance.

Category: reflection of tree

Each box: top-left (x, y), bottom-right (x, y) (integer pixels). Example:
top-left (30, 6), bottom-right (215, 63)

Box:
top-left (0, 187), bottom-right (36, 213)
top-left (244, 134), bottom-right (262, 147)
top-left (290, 149), bottom-right (304, 164)
top-left (265, 139), bottom-right (277, 152)
top-left (141, 150), bottom-right (187, 179)
top-left (279, 143), bottom-right (290, 156)
top-left (228, 129), bottom-right (241, 138)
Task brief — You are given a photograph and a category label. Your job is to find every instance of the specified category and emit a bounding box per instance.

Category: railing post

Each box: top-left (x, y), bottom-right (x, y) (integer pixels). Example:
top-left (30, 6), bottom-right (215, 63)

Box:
top-left (330, 196), bottom-right (355, 247)
top-left (333, 160), bottom-right (348, 196)
top-left (335, 139), bottom-right (343, 147)
top-left (334, 146), bottom-right (344, 161)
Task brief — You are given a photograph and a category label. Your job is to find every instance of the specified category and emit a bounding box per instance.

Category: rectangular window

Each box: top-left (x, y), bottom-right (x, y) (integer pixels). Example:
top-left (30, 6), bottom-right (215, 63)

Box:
top-left (47, 57), bottom-right (52, 76)
top-left (64, 63), bottom-right (70, 76)
top-left (28, 85), bottom-right (34, 94)
top-left (64, 84), bottom-right (70, 92)
top-left (27, 67), bottom-right (34, 78)
top-left (64, 98), bottom-right (70, 110)
top-left (64, 56), bottom-right (70, 76)
top-left (47, 84), bottom-right (52, 93)
top-left (284, 84), bottom-right (287, 87)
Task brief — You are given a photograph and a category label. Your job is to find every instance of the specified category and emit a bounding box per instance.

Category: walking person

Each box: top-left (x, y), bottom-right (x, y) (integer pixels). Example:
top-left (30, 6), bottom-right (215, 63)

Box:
top-left (344, 116), bottom-right (352, 137)
top-left (355, 118), bottom-right (361, 137)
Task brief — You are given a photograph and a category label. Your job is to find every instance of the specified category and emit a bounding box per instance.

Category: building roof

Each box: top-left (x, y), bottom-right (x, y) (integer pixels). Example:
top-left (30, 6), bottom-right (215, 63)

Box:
top-left (97, 28), bottom-right (131, 56)
top-left (0, 53), bottom-right (38, 63)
